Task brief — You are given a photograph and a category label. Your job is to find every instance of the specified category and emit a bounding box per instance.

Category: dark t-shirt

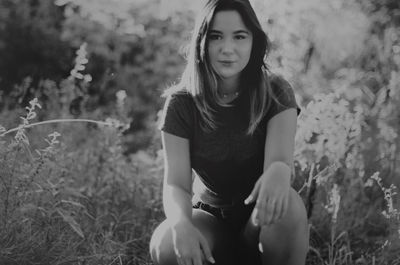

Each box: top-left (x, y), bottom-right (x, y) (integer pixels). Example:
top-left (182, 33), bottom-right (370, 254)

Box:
top-left (158, 74), bottom-right (301, 207)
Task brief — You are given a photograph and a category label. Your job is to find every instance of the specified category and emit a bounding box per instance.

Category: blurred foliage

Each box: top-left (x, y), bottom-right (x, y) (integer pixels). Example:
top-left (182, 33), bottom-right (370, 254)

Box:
top-left (0, 48), bottom-right (164, 264)
top-left (0, 0), bottom-right (400, 264)
top-left (0, 0), bottom-right (193, 153)
top-left (0, 0), bottom-right (72, 100)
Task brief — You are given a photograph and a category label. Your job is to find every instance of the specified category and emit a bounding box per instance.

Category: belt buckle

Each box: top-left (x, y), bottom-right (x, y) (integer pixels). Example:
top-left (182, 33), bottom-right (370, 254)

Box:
top-left (219, 202), bottom-right (234, 219)
top-left (219, 197), bottom-right (244, 219)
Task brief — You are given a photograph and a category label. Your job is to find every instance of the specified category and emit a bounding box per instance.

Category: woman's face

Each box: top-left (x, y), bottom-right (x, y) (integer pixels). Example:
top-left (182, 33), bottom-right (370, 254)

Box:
top-left (207, 10), bottom-right (253, 83)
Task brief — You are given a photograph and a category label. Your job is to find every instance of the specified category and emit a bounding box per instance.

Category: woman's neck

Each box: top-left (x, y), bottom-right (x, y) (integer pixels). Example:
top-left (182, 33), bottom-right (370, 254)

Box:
top-left (218, 76), bottom-right (240, 94)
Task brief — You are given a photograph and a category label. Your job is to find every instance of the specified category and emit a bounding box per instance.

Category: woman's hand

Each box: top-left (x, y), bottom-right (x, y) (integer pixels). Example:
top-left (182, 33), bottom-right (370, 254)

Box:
top-left (244, 161), bottom-right (291, 226)
top-left (170, 219), bottom-right (215, 265)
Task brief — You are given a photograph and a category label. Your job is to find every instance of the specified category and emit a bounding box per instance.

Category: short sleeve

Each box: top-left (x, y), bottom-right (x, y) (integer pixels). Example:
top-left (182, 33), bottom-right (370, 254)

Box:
top-left (267, 74), bottom-right (301, 119)
top-left (158, 93), bottom-right (194, 139)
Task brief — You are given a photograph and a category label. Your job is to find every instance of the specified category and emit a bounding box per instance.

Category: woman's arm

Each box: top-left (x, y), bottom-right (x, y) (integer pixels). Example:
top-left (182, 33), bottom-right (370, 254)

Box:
top-left (245, 108), bottom-right (298, 226)
top-left (161, 131), bottom-right (215, 264)
top-left (161, 131), bottom-right (193, 225)
top-left (263, 108), bottom-right (297, 175)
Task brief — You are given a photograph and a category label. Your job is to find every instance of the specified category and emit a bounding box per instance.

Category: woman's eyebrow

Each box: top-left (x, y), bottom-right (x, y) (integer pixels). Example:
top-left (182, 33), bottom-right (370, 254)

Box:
top-left (209, 29), bottom-right (250, 34)
top-left (234, 30), bottom-right (250, 34)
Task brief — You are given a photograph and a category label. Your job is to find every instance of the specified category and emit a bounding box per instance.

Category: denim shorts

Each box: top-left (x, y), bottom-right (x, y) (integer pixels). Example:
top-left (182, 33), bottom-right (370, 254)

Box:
top-left (192, 200), bottom-right (255, 233)
top-left (193, 201), bottom-right (263, 265)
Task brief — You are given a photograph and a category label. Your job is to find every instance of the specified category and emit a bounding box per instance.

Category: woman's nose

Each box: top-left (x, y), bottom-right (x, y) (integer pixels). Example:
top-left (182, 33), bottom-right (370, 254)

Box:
top-left (221, 39), bottom-right (235, 54)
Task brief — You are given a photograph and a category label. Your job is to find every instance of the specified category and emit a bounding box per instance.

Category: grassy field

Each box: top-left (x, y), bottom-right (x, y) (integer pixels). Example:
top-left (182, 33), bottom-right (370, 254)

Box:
top-left (0, 88), bottom-right (399, 264)
top-left (1, 2), bottom-right (400, 261)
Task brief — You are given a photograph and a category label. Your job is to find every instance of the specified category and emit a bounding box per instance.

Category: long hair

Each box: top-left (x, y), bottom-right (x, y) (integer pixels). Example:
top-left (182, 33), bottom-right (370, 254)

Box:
top-left (164, 0), bottom-right (278, 135)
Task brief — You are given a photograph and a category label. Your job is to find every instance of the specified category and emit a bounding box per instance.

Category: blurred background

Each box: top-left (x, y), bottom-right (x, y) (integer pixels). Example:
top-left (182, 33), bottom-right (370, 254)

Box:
top-left (0, 0), bottom-right (399, 264)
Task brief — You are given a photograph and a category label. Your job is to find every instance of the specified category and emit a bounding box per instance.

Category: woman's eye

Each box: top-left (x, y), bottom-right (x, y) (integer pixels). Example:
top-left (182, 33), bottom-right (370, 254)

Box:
top-left (235, 35), bottom-right (246, 40)
top-left (209, 34), bottom-right (221, 40)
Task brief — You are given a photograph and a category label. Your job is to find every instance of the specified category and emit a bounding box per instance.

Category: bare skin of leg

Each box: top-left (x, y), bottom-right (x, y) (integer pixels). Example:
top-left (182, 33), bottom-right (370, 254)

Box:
top-left (149, 208), bottom-right (239, 265)
top-left (240, 188), bottom-right (309, 265)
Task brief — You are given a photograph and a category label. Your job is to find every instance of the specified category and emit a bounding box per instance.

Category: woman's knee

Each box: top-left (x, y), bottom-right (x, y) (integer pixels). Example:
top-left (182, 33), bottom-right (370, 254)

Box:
top-left (259, 188), bottom-right (309, 244)
top-left (244, 188), bottom-right (308, 240)
top-left (149, 210), bottom-right (237, 265)
top-left (287, 188), bottom-right (309, 235)
top-left (254, 189), bottom-right (309, 264)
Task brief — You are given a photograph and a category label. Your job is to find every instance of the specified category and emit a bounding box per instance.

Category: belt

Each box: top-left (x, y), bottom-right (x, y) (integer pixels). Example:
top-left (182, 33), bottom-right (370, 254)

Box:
top-left (193, 201), bottom-right (235, 219)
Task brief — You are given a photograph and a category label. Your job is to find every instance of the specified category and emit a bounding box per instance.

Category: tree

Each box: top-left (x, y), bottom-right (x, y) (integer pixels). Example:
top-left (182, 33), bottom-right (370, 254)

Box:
top-left (0, 0), bottom-right (72, 107)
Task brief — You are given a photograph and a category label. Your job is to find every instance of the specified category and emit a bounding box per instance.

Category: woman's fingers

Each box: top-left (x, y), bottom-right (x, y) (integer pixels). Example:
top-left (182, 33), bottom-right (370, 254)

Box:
top-left (176, 258), bottom-right (184, 265)
top-left (245, 177), bottom-right (261, 205)
top-left (180, 257), bottom-right (191, 265)
top-left (176, 244), bottom-right (204, 265)
top-left (271, 191), bottom-right (290, 224)
top-left (262, 196), bottom-right (283, 225)
top-left (252, 200), bottom-right (260, 226)
top-left (193, 253), bottom-right (202, 265)
top-left (282, 192), bottom-right (290, 219)
top-left (254, 195), bottom-right (267, 226)
top-left (198, 234), bottom-right (215, 264)
top-left (273, 191), bottom-right (289, 223)
top-left (271, 199), bottom-right (282, 224)
top-left (264, 199), bottom-right (276, 225)
top-left (272, 198), bottom-right (285, 223)
top-left (249, 176), bottom-right (292, 226)
top-left (251, 205), bottom-right (258, 226)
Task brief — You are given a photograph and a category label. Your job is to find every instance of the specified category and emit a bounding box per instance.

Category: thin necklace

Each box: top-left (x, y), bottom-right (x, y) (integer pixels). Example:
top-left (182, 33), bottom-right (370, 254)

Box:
top-left (220, 91), bottom-right (240, 98)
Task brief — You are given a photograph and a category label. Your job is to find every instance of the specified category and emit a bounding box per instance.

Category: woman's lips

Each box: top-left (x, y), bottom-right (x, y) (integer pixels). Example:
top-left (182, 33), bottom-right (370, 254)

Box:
top-left (219, 61), bottom-right (235, 66)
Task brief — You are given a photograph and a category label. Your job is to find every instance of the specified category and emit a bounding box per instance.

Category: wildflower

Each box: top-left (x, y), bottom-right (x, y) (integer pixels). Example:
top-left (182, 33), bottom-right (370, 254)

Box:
top-left (14, 126), bottom-right (29, 145)
top-left (69, 42), bottom-right (91, 83)
top-left (370, 171), bottom-right (381, 185)
top-left (325, 184), bottom-right (341, 223)
top-left (28, 98), bottom-right (42, 111)
top-left (0, 125), bottom-right (6, 134)
top-left (116, 90), bottom-right (127, 114)
top-left (48, 131), bottom-right (61, 144)
top-left (116, 90), bottom-right (127, 102)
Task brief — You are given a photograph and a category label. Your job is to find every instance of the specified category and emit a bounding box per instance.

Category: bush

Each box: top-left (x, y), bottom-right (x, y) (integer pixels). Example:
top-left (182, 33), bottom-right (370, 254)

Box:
top-left (0, 44), bottom-right (164, 265)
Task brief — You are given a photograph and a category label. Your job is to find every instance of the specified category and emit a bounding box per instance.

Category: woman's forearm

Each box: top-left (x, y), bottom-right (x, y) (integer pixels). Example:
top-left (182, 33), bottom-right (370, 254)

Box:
top-left (162, 184), bottom-right (193, 225)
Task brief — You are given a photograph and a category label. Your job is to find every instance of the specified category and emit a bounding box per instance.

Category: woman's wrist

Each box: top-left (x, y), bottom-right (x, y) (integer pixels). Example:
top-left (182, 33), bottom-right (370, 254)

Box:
top-left (269, 161), bottom-right (292, 172)
top-left (167, 215), bottom-right (192, 227)
top-left (264, 161), bottom-right (292, 183)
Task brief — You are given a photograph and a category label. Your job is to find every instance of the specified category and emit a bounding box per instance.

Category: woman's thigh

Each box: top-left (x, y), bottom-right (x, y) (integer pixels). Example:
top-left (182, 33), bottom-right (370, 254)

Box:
top-left (149, 208), bottom-right (238, 265)
top-left (240, 187), bottom-right (309, 264)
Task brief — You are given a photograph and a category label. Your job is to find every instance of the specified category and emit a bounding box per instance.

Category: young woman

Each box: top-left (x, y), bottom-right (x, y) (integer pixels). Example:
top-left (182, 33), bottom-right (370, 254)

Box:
top-left (149, 0), bottom-right (309, 264)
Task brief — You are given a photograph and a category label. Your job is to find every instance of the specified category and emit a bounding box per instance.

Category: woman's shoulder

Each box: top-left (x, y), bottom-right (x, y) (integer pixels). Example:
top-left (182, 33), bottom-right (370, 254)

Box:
top-left (162, 86), bottom-right (196, 113)
top-left (171, 90), bottom-right (193, 101)
top-left (264, 70), bottom-right (301, 115)
top-left (163, 85), bottom-right (193, 101)
top-left (159, 86), bottom-right (196, 139)
top-left (266, 71), bottom-right (291, 90)
top-left (263, 71), bottom-right (294, 99)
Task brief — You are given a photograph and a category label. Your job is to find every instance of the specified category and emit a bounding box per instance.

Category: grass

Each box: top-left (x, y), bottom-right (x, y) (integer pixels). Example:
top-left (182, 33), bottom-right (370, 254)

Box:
top-left (0, 43), bottom-right (399, 265)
